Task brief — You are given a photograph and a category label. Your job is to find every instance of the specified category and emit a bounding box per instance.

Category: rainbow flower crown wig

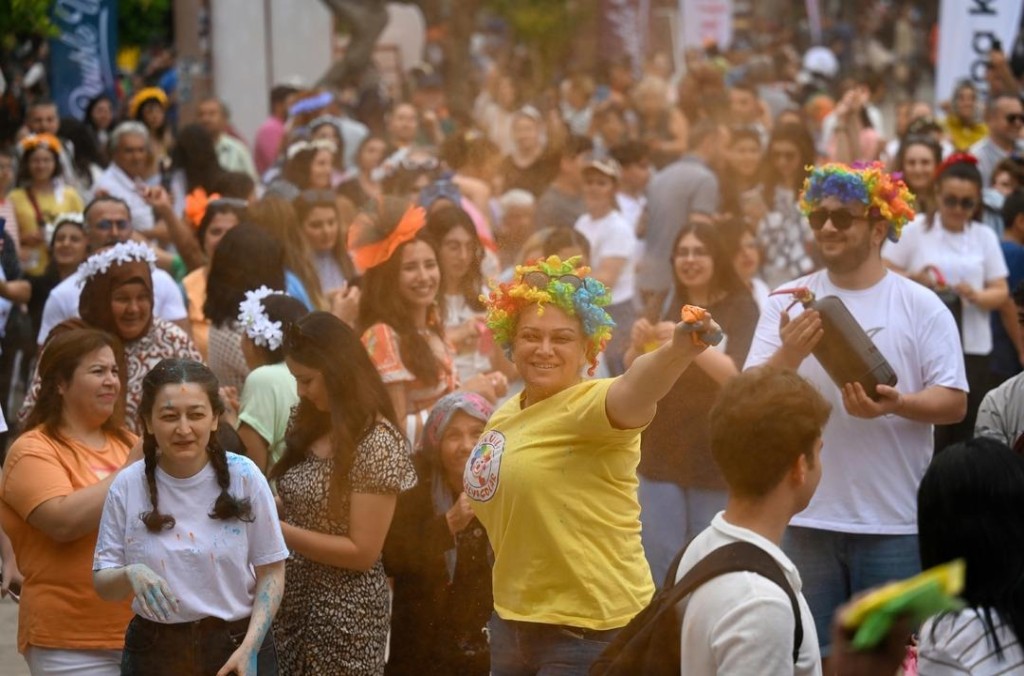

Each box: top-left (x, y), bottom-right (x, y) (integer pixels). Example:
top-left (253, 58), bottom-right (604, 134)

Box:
top-left (483, 255), bottom-right (614, 376)
top-left (798, 161), bottom-right (915, 242)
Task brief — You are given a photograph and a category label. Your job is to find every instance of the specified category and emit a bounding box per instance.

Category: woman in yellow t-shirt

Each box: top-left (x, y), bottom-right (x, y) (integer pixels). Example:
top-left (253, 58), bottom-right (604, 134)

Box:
top-left (9, 134), bottom-right (85, 275)
top-left (0, 328), bottom-right (139, 673)
top-left (465, 255), bottom-right (719, 675)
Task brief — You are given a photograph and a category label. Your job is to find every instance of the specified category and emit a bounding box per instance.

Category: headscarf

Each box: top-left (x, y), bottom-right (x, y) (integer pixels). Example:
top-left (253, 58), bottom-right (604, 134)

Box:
top-left (420, 391), bottom-right (495, 581)
top-left (79, 243), bottom-right (156, 340)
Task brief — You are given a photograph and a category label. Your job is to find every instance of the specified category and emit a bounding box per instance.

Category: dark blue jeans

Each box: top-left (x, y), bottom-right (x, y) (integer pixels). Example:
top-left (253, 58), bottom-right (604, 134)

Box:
top-left (120, 614), bottom-right (278, 675)
top-left (488, 613), bottom-right (620, 676)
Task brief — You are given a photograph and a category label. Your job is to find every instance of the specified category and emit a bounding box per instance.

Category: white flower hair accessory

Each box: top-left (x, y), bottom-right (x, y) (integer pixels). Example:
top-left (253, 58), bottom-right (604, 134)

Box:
top-left (77, 241), bottom-right (157, 287)
top-left (44, 212), bottom-right (85, 248)
top-left (238, 286), bottom-right (285, 351)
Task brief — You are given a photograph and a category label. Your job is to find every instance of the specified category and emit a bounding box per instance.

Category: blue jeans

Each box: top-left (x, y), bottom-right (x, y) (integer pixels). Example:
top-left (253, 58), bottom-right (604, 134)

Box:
top-left (637, 475), bottom-right (727, 586)
top-left (783, 526), bottom-right (921, 655)
top-left (488, 613), bottom-right (620, 676)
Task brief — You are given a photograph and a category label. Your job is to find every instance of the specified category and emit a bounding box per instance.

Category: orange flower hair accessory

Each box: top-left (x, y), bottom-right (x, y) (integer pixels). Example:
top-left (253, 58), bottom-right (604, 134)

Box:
top-left (18, 133), bottom-right (61, 156)
top-left (184, 188), bottom-right (221, 229)
top-left (128, 87), bottom-right (168, 119)
top-left (348, 203), bottom-right (427, 271)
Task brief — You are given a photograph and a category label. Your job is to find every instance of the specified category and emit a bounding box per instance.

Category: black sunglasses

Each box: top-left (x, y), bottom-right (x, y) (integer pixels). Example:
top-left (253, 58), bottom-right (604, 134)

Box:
top-left (807, 209), bottom-right (869, 231)
top-left (93, 218), bottom-right (132, 232)
top-left (1007, 113), bottom-right (1024, 125)
top-left (523, 271), bottom-right (586, 291)
top-left (941, 195), bottom-right (977, 212)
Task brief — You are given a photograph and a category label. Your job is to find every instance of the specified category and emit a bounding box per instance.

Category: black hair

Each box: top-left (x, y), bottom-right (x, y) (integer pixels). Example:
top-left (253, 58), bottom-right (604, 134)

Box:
top-left (760, 122), bottom-right (816, 197)
top-left (270, 85), bottom-right (297, 108)
top-left (171, 124), bottom-right (225, 193)
top-left (248, 294), bottom-right (309, 364)
top-left (424, 205), bottom-right (485, 312)
top-left (918, 437), bottom-right (1024, 659)
top-left (1004, 190), bottom-right (1024, 234)
top-left (84, 93), bottom-right (115, 131)
top-left (271, 312), bottom-right (400, 514)
top-left (138, 359), bottom-right (255, 532)
top-left (197, 201), bottom-right (247, 252)
top-left (58, 117), bottom-right (103, 184)
top-left (936, 159), bottom-right (983, 192)
top-left (561, 134), bottom-right (594, 160)
top-left (609, 141), bottom-right (650, 168)
top-left (84, 194), bottom-right (131, 223)
top-left (1014, 279), bottom-right (1024, 308)
top-left (212, 171), bottom-right (256, 201)
top-left (282, 146), bottom-right (328, 190)
top-left (204, 223), bottom-right (286, 326)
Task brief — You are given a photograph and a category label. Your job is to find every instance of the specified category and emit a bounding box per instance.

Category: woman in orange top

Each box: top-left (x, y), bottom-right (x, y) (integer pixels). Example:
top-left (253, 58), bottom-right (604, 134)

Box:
top-left (0, 328), bottom-right (139, 674)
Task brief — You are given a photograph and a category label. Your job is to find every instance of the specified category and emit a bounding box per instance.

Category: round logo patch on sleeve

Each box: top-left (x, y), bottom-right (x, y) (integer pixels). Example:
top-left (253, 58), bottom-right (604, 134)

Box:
top-left (464, 430), bottom-right (505, 502)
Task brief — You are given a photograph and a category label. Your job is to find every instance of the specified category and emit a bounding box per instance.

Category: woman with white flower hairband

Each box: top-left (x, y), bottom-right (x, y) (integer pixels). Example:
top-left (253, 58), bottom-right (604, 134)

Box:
top-left (18, 241), bottom-right (202, 433)
top-left (235, 287), bottom-right (309, 473)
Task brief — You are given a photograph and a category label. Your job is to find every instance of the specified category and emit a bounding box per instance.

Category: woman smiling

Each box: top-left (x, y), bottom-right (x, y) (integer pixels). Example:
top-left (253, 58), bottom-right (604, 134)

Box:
top-left (466, 255), bottom-right (719, 675)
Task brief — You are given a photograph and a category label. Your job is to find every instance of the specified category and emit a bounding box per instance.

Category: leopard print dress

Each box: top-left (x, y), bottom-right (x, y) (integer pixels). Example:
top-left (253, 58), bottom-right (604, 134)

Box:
top-left (274, 421), bottom-right (416, 675)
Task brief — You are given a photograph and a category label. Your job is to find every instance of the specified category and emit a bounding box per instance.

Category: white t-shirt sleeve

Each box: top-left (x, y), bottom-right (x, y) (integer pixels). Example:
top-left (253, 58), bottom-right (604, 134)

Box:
top-left (916, 293), bottom-right (969, 391)
top-left (37, 283), bottom-right (73, 345)
top-left (232, 455), bottom-right (288, 567)
top-left (744, 294), bottom-right (785, 369)
top-left (708, 595), bottom-right (801, 675)
top-left (980, 226), bottom-right (1009, 282)
top-left (93, 470), bottom-right (130, 571)
top-left (881, 220), bottom-right (918, 270)
top-left (153, 269), bottom-right (188, 322)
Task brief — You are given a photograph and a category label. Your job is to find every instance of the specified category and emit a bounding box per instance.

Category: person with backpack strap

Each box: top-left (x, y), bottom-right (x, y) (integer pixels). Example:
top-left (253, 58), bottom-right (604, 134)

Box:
top-left (593, 365), bottom-right (828, 675)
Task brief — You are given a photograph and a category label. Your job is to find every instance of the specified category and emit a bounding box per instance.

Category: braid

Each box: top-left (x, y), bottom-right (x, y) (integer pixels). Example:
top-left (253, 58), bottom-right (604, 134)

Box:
top-left (207, 437), bottom-right (254, 523)
top-left (140, 434), bottom-right (176, 532)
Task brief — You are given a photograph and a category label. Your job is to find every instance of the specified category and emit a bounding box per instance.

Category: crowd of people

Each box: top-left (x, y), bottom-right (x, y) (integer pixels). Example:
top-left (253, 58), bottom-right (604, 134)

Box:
top-left (0, 8), bottom-right (1022, 675)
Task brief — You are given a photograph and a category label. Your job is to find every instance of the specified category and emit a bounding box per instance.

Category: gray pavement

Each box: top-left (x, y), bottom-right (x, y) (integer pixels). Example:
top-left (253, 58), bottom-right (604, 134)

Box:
top-left (0, 599), bottom-right (27, 676)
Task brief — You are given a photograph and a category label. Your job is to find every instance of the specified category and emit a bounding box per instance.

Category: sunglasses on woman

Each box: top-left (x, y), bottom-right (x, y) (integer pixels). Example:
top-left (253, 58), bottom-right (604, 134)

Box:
top-left (523, 271), bottom-right (585, 291)
top-left (941, 195), bottom-right (977, 212)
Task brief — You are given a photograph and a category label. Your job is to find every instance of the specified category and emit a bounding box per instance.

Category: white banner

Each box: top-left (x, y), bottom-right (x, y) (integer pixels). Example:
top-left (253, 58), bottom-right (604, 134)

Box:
top-left (678, 0), bottom-right (734, 51)
top-left (936, 0), bottom-right (1023, 103)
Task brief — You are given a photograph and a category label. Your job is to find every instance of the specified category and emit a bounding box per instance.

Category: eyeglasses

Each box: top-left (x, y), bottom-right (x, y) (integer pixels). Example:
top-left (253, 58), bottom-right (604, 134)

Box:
top-left (1007, 114), bottom-right (1024, 125)
top-left (399, 157), bottom-right (440, 172)
top-left (93, 219), bottom-right (132, 232)
top-left (523, 271), bottom-right (585, 291)
top-left (941, 195), bottom-right (978, 212)
top-left (772, 149), bottom-right (799, 161)
top-left (807, 209), bottom-right (869, 231)
top-left (674, 246), bottom-right (710, 260)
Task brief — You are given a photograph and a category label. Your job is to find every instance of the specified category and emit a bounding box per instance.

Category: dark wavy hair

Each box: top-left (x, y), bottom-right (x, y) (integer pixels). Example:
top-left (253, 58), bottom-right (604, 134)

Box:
top-left (919, 437), bottom-right (1024, 659)
top-left (204, 223), bottom-right (286, 326)
top-left (424, 205), bottom-right (485, 312)
top-left (358, 227), bottom-right (444, 386)
top-left (928, 157), bottom-right (984, 229)
top-left (137, 359), bottom-right (254, 532)
top-left (759, 122), bottom-right (816, 199)
top-left (171, 124), bottom-right (225, 193)
top-left (248, 294), bottom-right (309, 364)
top-left (669, 221), bottom-right (745, 309)
top-left (20, 328), bottom-right (131, 446)
top-left (271, 312), bottom-right (399, 514)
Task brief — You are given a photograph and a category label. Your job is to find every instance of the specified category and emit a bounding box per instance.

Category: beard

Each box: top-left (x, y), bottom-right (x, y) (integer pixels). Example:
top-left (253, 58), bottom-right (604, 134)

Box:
top-left (817, 231), bottom-right (873, 275)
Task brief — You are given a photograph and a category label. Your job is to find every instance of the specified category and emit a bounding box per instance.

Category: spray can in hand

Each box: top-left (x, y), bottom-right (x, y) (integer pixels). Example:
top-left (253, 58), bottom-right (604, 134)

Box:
top-left (772, 287), bottom-right (898, 401)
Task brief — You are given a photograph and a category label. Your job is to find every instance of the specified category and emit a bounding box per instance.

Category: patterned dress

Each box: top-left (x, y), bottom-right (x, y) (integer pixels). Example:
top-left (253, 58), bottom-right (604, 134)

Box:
top-left (274, 421), bottom-right (416, 675)
top-left (361, 323), bottom-right (458, 417)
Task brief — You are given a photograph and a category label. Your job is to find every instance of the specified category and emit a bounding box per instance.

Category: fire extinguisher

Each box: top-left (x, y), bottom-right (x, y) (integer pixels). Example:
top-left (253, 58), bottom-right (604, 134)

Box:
top-left (771, 287), bottom-right (898, 401)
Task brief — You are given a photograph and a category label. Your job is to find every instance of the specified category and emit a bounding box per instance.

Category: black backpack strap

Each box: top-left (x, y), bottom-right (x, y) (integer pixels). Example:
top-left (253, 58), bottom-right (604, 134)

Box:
top-left (665, 541), bottom-right (804, 665)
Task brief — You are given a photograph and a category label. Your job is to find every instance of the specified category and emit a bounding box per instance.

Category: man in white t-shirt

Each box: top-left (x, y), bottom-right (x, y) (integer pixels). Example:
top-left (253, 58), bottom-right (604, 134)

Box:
top-left (744, 163), bottom-right (968, 654)
top-left (37, 195), bottom-right (188, 345)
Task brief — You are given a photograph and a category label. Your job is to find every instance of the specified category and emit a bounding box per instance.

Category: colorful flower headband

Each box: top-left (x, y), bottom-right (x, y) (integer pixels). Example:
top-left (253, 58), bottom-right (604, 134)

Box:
top-left (483, 255), bottom-right (614, 376)
top-left (18, 133), bottom-right (61, 156)
top-left (285, 138), bottom-right (337, 161)
top-left (128, 87), bottom-right (168, 119)
top-left (237, 286), bottom-right (285, 351)
top-left (77, 241), bottom-right (156, 286)
top-left (348, 204), bottom-right (427, 271)
top-left (798, 161), bottom-right (915, 242)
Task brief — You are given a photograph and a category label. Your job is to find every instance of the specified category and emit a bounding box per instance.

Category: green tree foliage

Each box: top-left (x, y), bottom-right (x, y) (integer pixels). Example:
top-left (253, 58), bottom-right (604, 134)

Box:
top-left (119, 0), bottom-right (172, 47)
top-left (483, 0), bottom-right (591, 88)
top-left (0, 0), bottom-right (55, 49)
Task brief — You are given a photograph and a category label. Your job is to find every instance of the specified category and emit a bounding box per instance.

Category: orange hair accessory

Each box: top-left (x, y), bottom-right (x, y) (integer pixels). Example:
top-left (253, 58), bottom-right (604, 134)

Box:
top-left (18, 133), bottom-right (62, 156)
top-left (129, 87), bottom-right (169, 119)
top-left (349, 205), bottom-right (427, 271)
top-left (184, 188), bottom-right (221, 229)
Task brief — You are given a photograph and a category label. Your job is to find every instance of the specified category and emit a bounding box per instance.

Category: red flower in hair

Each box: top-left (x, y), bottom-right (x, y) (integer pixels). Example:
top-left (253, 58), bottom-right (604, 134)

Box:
top-left (934, 152), bottom-right (978, 180)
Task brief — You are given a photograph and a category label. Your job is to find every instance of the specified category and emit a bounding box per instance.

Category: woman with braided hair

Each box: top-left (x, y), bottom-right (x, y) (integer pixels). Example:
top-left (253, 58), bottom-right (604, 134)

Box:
top-left (93, 358), bottom-right (287, 675)
top-left (0, 328), bottom-right (138, 674)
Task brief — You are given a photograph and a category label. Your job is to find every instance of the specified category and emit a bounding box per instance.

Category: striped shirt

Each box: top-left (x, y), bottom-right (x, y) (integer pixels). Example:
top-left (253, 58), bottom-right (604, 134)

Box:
top-left (918, 610), bottom-right (1024, 675)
